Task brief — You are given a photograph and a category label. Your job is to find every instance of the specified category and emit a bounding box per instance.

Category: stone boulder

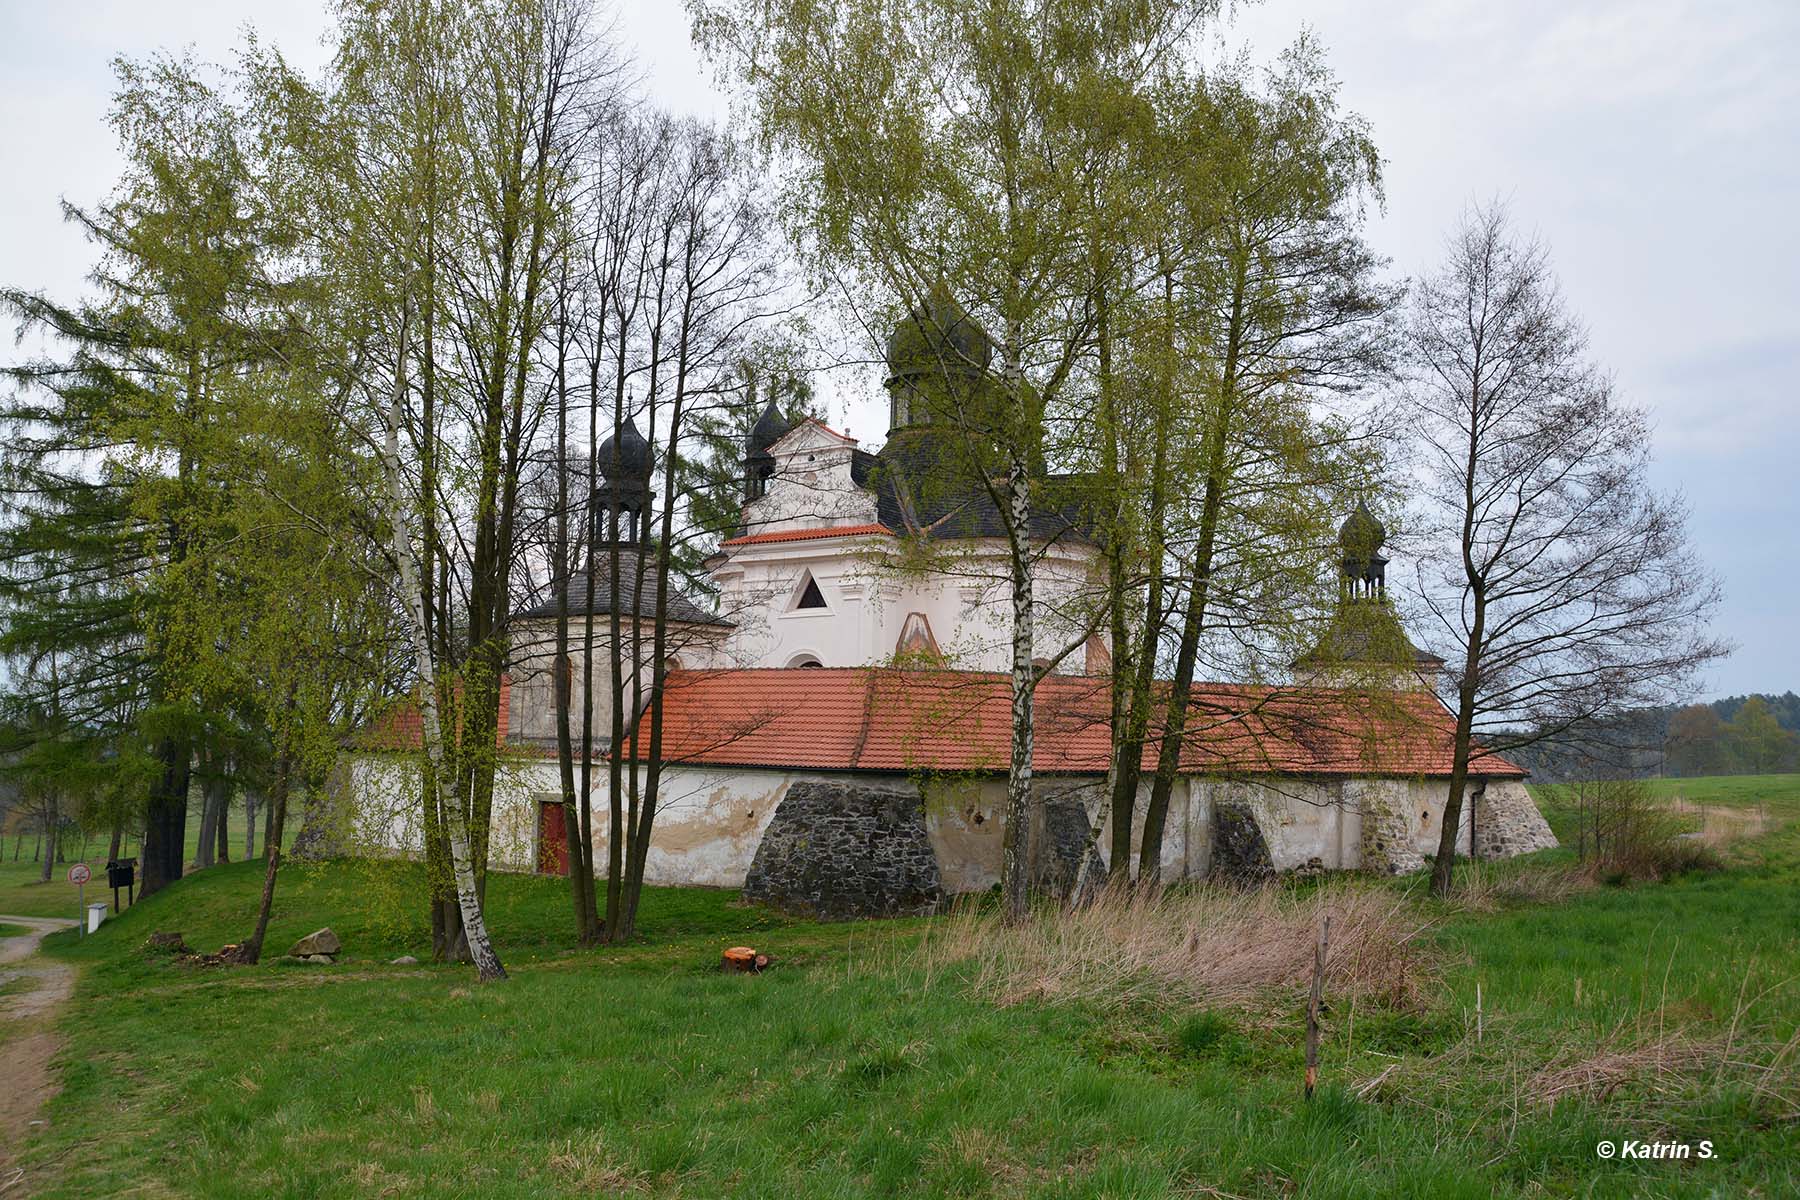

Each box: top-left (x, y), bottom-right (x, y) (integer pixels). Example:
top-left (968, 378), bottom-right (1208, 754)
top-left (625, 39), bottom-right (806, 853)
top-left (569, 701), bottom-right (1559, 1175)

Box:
top-left (743, 781), bottom-right (943, 919)
top-left (288, 927), bottom-right (342, 958)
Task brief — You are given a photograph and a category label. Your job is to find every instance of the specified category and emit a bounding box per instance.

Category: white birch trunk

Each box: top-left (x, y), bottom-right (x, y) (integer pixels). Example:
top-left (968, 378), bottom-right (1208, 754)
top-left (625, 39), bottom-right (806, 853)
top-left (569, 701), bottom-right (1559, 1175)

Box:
top-left (1002, 454), bottom-right (1035, 926)
top-left (377, 320), bottom-right (506, 982)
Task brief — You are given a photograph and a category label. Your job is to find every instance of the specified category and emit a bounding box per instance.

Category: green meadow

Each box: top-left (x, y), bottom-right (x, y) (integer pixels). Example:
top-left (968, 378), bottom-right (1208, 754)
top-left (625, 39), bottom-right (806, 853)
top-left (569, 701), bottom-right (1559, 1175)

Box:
top-left (7, 776), bottom-right (1797, 1199)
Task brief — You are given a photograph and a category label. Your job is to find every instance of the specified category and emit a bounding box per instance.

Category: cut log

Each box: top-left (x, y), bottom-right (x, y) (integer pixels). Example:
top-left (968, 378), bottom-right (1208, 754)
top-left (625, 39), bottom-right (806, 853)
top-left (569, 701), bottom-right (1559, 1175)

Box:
top-left (722, 946), bottom-right (764, 973)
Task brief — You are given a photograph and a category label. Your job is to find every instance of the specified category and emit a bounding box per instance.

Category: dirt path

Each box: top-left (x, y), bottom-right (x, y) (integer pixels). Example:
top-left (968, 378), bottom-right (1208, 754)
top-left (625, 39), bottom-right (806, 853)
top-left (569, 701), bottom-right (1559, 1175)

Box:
top-left (0, 915), bottom-right (78, 1195)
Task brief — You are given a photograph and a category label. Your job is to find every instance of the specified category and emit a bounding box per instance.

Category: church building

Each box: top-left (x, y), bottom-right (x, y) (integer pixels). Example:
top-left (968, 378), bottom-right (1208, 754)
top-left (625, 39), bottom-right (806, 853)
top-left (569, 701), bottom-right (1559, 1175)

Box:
top-left (349, 296), bottom-right (1556, 915)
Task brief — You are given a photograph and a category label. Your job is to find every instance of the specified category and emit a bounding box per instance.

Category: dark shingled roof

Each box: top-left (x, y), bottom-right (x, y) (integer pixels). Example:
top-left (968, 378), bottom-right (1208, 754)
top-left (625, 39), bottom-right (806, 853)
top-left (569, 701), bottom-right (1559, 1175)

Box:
top-left (514, 548), bottom-right (732, 627)
top-left (850, 431), bottom-right (1092, 545)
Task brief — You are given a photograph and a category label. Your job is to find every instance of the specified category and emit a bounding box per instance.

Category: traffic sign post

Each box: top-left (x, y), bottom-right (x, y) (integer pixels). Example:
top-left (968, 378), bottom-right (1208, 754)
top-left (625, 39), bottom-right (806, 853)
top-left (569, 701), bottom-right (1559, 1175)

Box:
top-left (68, 862), bottom-right (92, 936)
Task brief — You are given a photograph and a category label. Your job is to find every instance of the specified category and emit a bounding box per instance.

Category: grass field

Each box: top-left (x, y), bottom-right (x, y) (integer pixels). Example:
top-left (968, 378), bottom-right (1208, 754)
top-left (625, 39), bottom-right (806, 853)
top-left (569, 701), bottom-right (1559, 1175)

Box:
top-left (0, 805), bottom-right (294, 920)
top-left (10, 776), bottom-right (1800, 1198)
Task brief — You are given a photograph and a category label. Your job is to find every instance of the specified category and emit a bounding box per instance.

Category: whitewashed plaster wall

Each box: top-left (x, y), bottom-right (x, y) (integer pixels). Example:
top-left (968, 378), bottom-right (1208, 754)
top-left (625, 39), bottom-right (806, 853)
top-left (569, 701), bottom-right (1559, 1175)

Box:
top-left (711, 536), bottom-right (1103, 672)
top-left (346, 752), bottom-right (1517, 892)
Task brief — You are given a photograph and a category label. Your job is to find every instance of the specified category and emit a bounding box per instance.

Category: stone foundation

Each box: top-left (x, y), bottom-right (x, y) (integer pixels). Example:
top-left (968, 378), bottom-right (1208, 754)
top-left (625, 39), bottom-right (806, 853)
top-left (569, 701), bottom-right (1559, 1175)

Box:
top-left (1031, 786), bottom-right (1106, 905)
top-left (743, 781), bottom-right (943, 919)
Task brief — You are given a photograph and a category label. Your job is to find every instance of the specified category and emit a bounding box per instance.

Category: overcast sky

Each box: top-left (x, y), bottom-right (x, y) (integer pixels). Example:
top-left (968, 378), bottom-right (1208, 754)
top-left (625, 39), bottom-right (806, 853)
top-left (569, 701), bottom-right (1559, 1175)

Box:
top-left (3, 0), bottom-right (1796, 700)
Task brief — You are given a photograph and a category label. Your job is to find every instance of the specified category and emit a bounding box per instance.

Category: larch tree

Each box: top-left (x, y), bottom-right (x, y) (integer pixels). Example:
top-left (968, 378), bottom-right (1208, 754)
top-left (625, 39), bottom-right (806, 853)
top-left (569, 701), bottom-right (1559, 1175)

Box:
top-left (1400, 203), bottom-right (1728, 897)
top-left (1, 52), bottom-right (290, 897)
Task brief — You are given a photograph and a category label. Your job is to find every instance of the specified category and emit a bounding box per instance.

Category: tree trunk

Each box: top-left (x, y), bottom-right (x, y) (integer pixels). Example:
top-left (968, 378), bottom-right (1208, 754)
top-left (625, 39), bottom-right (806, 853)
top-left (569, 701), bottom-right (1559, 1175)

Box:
top-left (108, 819), bottom-right (122, 862)
top-left (1001, 457), bottom-right (1036, 927)
top-left (140, 736), bottom-right (190, 898)
top-left (551, 283), bottom-right (599, 945)
top-left (195, 759), bottom-right (225, 869)
top-left (38, 794), bottom-right (57, 883)
top-left (1431, 676), bottom-right (1481, 896)
top-left (235, 742), bottom-right (293, 965)
top-left (216, 778), bottom-right (230, 864)
top-left (244, 789), bottom-right (257, 860)
top-left (1138, 256), bottom-right (1243, 888)
top-left (379, 321), bottom-right (505, 981)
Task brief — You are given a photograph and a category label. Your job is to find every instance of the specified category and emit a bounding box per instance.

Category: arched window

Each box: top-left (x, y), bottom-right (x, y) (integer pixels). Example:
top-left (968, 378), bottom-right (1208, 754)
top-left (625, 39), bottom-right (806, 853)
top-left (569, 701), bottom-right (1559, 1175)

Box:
top-left (786, 653), bottom-right (824, 669)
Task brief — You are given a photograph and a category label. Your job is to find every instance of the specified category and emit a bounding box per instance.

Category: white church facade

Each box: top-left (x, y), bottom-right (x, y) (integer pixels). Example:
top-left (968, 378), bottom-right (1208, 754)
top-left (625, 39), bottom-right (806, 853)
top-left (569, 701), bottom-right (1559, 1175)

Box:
top-left (347, 295), bottom-right (1555, 913)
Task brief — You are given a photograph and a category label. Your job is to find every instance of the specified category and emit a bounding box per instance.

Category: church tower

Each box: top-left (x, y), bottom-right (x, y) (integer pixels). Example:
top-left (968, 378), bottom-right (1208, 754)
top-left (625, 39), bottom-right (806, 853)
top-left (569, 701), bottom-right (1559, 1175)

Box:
top-left (593, 417), bottom-right (652, 547)
top-left (1292, 503), bottom-right (1444, 691)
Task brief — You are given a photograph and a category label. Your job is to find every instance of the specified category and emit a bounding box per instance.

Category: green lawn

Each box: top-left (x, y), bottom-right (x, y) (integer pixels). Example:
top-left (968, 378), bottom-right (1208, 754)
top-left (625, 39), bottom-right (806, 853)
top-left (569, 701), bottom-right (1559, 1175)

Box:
top-left (0, 804), bottom-right (285, 920)
top-left (12, 776), bottom-right (1800, 1198)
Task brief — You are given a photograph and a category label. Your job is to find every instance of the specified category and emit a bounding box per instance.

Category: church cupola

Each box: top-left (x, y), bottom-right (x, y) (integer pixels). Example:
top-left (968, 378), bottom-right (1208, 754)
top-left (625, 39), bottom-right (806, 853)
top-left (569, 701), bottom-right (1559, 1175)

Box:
top-left (1292, 502), bottom-right (1444, 690)
top-left (1338, 500), bottom-right (1389, 600)
top-left (744, 377), bottom-right (795, 501)
top-left (594, 416), bottom-right (651, 546)
top-left (883, 282), bottom-right (994, 434)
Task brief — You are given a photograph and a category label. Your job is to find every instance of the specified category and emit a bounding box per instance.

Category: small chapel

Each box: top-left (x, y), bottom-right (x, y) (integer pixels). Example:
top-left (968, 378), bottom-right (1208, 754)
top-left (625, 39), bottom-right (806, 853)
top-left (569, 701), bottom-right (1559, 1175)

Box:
top-left (350, 294), bottom-right (1556, 915)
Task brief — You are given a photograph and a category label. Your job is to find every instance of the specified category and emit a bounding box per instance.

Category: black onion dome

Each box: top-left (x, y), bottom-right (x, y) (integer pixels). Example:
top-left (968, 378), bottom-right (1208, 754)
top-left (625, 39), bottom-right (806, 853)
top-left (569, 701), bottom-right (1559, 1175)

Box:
top-left (598, 417), bottom-right (652, 482)
top-left (1339, 500), bottom-right (1386, 553)
top-left (885, 283), bottom-right (993, 385)
top-left (747, 397), bottom-right (792, 458)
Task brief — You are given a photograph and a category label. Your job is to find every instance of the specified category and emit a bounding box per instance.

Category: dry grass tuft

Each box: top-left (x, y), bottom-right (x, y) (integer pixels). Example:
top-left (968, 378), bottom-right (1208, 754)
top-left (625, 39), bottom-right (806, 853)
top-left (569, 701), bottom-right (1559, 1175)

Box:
top-left (546, 1138), bottom-right (653, 1195)
top-left (1356, 996), bottom-right (1800, 1128)
top-left (1453, 861), bottom-right (1595, 911)
top-left (917, 883), bottom-right (1433, 1013)
top-left (1529, 1033), bottom-right (1723, 1107)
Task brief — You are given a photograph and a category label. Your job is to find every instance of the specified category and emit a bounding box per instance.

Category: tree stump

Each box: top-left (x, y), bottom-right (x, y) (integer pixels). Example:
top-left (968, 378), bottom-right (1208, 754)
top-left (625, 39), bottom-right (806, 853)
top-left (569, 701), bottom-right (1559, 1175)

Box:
top-left (721, 946), bottom-right (769, 973)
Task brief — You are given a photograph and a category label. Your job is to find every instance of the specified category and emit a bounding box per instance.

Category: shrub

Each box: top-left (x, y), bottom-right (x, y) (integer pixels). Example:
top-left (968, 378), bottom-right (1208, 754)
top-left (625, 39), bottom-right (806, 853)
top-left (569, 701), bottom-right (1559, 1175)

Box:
top-left (1572, 778), bottom-right (1720, 882)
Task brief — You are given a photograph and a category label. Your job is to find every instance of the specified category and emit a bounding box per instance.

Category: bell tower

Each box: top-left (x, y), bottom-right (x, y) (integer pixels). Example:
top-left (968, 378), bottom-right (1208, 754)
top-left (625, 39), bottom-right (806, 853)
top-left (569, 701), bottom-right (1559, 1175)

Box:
top-left (594, 417), bottom-right (652, 547)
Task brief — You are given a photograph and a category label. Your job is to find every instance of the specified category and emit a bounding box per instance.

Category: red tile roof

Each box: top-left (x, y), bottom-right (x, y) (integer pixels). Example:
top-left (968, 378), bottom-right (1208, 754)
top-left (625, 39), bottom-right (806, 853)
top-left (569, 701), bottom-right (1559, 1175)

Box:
top-left (624, 668), bottom-right (1527, 779)
top-left (720, 524), bottom-right (894, 547)
top-left (359, 667), bottom-right (1526, 780)
top-left (359, 676), bottom-right (515, 753)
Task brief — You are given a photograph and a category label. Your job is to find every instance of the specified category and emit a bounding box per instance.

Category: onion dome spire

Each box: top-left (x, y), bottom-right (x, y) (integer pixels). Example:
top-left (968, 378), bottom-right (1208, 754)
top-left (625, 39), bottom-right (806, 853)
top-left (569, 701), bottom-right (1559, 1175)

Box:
top-left (594, 411), bottom-right (651, 546)
top-left (1338, 500), bottom-right (1389, 599)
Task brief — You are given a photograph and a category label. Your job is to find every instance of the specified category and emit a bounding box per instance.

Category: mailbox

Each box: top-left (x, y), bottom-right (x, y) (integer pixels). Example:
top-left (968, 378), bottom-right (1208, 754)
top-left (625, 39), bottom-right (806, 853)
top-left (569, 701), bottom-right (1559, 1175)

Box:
top-left (107, 857), bottom-right (137, 911)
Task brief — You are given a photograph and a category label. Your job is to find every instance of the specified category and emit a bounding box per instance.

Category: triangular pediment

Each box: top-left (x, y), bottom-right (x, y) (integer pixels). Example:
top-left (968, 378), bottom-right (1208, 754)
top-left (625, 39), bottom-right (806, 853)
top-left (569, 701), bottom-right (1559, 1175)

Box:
top-left (769, 418), bottom-right (856, 457)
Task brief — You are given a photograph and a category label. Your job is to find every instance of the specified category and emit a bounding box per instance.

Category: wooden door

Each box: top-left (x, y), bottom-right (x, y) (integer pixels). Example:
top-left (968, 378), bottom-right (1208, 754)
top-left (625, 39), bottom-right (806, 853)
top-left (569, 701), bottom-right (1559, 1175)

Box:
top-left (537, 800), bottom-right (569, 876)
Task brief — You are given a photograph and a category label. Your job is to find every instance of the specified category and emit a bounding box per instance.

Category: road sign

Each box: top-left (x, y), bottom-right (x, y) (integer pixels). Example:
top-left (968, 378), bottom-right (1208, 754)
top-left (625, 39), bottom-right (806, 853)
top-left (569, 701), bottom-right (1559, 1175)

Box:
top-left (67, 862), bottom-right (91, 885)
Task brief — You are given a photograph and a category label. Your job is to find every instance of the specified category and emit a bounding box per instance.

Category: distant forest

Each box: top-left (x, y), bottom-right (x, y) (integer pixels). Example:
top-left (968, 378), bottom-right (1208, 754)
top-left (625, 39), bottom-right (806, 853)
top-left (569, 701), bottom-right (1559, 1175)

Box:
top-left (1505, 693), bottom-right (1800, 783)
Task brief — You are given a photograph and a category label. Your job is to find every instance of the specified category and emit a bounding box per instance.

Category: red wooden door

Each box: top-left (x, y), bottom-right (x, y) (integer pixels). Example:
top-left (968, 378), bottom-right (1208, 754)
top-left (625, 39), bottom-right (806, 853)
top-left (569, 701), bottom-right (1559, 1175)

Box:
top-left (537, 801), bottom-right (569, 875)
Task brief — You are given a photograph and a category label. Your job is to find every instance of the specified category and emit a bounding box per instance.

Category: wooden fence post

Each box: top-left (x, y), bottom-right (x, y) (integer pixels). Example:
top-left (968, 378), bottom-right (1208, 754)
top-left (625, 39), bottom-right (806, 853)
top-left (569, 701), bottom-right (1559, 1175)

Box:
top-left (1304, 913), bottom-right (1332, 1101)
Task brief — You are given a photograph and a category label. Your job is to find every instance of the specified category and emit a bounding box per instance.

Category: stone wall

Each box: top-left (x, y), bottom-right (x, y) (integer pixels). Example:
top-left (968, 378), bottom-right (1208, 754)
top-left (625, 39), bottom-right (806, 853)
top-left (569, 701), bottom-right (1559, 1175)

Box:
top-left (1472, 779), bottom-right (1558, 859)
top-left (1353, 779), bottom-right (1428, 875)
top-left (1029, 782), bottom-right (1106, 904)
top-left (742, 780), bottom-right (944, 918)
top-left (1209, 800), bottom-right (1275, 883)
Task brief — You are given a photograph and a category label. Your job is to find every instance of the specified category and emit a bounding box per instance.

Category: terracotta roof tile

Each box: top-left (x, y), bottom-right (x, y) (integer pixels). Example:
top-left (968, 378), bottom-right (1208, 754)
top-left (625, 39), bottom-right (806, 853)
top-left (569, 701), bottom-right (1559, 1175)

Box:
top-left (358, 676), bottom-right (517, 754)
top-left (361, 668), bottom-right (1526, 781)
top-left (720, 524), bottom-right (894, 547)
top-left (624, 668), bottom-right (1527, 779)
